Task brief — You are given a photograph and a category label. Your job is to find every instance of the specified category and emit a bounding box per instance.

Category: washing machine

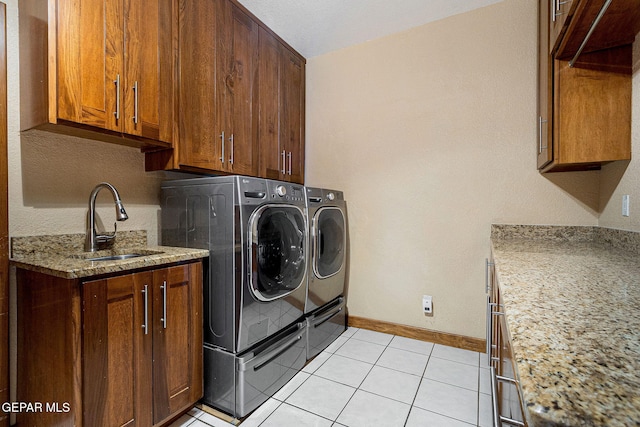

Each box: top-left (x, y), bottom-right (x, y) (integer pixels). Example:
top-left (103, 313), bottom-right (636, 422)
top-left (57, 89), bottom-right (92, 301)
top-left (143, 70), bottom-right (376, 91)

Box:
top-left (161, 176), bottom-right (308, 418)
top-left (305, 187), bottom-right (348, 359)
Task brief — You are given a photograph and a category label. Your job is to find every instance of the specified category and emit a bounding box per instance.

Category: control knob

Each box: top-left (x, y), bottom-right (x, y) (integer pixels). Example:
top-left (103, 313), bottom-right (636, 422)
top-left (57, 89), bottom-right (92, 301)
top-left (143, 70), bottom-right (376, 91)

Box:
top-left (276, 185), bottom-right (287, 197)
top-left (326, 192), bottom-right (335, 201)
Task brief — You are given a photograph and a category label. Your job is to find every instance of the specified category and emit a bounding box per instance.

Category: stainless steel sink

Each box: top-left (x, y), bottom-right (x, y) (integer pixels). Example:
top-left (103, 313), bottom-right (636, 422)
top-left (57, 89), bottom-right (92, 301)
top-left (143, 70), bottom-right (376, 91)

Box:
top-left (85, 253), bottom-right (145, 262)
top-left (69, 248), bottom-right (164, 262)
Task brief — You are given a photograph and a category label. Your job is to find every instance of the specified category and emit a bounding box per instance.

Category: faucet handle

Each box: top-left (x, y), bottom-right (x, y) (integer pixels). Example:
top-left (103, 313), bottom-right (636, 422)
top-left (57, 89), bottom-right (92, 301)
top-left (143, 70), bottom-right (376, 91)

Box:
top-left (95, 222), bottom-right (118, 245)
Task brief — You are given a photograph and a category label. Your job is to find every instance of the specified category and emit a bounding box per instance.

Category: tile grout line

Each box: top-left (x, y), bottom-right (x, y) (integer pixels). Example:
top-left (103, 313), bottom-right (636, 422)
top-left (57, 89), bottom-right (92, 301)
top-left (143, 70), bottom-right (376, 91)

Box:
top-left (402, 343), bottom-right (434, 426)
top-left (331, 334), bottom-right (379, 424)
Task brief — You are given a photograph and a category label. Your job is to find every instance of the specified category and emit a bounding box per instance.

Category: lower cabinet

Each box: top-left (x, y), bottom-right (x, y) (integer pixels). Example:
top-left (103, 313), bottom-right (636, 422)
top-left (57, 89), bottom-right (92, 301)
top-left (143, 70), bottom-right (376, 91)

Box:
top-left (17, 261), bottom-right (203, 427)
top-left (486, 258), bottom-right (526, 427)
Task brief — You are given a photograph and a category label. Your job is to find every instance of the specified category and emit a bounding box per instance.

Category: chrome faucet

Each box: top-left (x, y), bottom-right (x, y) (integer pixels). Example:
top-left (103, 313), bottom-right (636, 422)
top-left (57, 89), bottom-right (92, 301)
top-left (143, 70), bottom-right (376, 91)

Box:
top-left (85, 182), bottom-right (129, 252)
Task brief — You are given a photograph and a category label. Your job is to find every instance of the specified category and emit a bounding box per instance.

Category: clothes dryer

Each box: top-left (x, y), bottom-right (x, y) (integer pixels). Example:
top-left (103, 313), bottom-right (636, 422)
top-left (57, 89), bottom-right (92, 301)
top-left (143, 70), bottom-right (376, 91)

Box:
top-left (305, 187), bottom-right (348, 359)
top-left (161, 176), bottom-right (308, 418)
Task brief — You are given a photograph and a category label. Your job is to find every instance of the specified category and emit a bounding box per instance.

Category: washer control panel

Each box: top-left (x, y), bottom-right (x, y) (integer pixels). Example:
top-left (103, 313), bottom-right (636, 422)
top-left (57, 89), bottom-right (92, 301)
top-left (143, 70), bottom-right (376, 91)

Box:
top-left (266, 180), bottom-right (305, 203)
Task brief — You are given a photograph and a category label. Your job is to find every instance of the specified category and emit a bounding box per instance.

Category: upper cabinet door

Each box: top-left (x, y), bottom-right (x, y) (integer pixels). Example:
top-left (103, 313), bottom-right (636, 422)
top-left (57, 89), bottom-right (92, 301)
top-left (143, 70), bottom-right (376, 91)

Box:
top-left (177, 0), bottom-right (220, 170)
top-left (53, 0), bottom-right (173, 142)
top-left (217, 0), bottom-right (258, 176)
top-left (56, 0), bottom-right (124, 132)
top-left (148, 0), bottom-right (305, 179)
top-left (178, 0), bottom-right (258, 175)
top-left (123, 0), bottom-right (174, 142)
top-left (256, 29), bottom-right (306, 184)
top-left (257, 27), bottom-right (282, 180)
top-left (280, 47), bottom-right (305, 184)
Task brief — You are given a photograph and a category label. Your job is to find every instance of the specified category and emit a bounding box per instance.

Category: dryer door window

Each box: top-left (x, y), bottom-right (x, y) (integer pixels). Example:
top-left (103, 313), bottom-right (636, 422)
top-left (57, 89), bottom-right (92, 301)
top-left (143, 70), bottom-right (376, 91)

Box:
top-left (314, 207), bottom-right (346, 279)
top-left (249, 205), bottom-right (307, 301)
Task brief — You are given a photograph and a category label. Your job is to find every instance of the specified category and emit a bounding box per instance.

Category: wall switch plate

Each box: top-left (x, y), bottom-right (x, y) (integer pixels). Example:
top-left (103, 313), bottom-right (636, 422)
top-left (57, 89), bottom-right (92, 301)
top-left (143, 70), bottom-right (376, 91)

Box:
top-left (623, 195), bottom-right (630, 217)
top-left (422, 295), bottom-right (433, 315)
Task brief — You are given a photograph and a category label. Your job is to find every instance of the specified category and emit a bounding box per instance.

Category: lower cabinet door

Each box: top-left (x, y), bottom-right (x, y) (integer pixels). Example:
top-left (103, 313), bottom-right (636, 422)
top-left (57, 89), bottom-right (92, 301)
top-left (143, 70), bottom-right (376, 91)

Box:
top-left (152, 263), bottom-right (204, 425)
top-left (83, 272), bottom-right (153, 427)
top-left (83, 262), bottom-right (203, 427)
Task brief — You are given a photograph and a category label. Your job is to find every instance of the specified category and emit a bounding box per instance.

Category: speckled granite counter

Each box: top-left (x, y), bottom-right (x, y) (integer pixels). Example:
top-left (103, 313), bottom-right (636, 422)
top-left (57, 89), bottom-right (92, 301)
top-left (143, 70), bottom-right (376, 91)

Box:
top-left (10, 231), bottom-right (209, 279)
top-left (491, 225), bottom-right (640, 427)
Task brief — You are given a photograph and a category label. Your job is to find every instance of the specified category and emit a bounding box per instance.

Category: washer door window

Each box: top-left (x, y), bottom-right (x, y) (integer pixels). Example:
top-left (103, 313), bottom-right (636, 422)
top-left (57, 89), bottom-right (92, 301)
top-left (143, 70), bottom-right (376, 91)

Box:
top-left (249, 205), bottom-right (307, 301)
top-left (313, 207), bottom-right (346, 279)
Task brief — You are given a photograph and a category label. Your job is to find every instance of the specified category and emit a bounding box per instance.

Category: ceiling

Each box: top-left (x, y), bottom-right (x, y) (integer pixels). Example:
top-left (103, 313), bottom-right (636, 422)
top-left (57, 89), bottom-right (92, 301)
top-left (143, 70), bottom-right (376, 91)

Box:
top-left (237, 0), bottom-right (503, 58)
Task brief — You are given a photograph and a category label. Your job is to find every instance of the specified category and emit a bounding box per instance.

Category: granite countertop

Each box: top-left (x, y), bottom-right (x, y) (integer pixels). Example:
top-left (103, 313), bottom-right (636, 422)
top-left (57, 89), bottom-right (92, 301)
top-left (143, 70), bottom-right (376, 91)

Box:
top-left (491, 225), bottom-right (640, 427)
top-left (10, 231), bottom-right (209, 279)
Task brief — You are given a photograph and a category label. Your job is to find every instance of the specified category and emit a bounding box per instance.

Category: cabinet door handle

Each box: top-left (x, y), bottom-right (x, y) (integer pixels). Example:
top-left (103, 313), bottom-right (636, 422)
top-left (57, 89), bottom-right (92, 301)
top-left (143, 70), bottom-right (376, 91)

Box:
top-left (132, 81), bottom-right (139, 125)
top-left (220, 132), bottom-right (225, 164)
top-left (142, 284), bottom-right (149, 335)
top-left (538, 116), bottom-right (548, 153)
top-left (160, 280), bottom-right (167, 329)
top-left (229, 134), bottom-right (234, 165)
top-left (287, 152), bottom-right (292, 175)
top-left (490, 366), bottom-right (500, 427)
top-left (281, 150), bottom-right (286, 174)
top-left (485, 258), bottom-right (494, 294)
top-left (490, 367), bottom-right (526, 427)
top-left (554, 0), bottom-right (573, 20)
top-left (486, 295), bottom-right (492, 365)
top-left (114, 74), bottom-right (121, 120)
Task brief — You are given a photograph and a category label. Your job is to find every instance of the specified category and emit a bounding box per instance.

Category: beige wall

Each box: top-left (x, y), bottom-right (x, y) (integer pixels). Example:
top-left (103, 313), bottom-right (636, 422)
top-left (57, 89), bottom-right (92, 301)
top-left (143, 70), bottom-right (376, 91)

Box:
top-left (599, 40), bottom-right (640, 230)
top-left (305, 0), bottom-right (603, 338)
top-left (12, 131), bottom-right (167, 245)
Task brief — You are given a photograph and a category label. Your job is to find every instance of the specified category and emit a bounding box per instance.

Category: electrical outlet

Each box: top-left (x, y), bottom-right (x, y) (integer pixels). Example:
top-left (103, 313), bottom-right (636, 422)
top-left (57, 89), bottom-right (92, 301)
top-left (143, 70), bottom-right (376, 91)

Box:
top-left (422, 295), bottom-right (433, 316)
top-left (623, 195), bottom-right (630, 217)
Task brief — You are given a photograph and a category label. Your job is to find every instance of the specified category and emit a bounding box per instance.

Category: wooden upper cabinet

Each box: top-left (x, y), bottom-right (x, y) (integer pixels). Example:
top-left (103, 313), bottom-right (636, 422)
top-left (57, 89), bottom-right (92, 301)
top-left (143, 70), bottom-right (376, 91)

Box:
top-left (258, 28), bottom-right (283, 180)
top-left (257, 27), bottom-right (306, 184)
top-left (217, 1), bottom-right (259, 176)
top-left (175, 0), bottom-right (219, 170)
top-left (51, 0), bottom-right (174, 145)
top-left (147, 0), bottom-right (305, 182)
top-left (124, 0), bottom-right (174, 142)
top-left (280, 47), bottom-right (305, 184)
top-left (171, 0), bottom-right (258, 174)
top-left (537, 0), bottom-right (633, 173)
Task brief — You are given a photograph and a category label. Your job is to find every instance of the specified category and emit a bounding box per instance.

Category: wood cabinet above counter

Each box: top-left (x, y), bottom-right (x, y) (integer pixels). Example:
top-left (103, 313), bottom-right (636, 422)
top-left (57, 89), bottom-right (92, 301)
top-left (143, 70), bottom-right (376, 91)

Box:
top-left (144, 0), bottom-right (306, 184)
top-left (20, 0), bottom-right (306, 183)
top-left (537, 0), bottom-right (637, 173)
top-left (19, 0), bottom-right (176, 151)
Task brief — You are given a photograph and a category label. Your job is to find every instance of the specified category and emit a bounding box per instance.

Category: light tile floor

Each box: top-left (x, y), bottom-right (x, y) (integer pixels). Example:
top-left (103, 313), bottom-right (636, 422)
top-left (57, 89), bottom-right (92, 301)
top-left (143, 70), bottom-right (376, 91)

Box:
top-left (170, 327), bottom-right (493, 427)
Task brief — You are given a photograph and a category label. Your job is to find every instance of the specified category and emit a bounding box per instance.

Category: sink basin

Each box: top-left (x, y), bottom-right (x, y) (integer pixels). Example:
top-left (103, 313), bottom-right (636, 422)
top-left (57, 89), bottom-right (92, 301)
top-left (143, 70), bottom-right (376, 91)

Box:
top-left (85, 253), bottom-right (145, 262)
top-left (69, 248), bottom-right (165, 262)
